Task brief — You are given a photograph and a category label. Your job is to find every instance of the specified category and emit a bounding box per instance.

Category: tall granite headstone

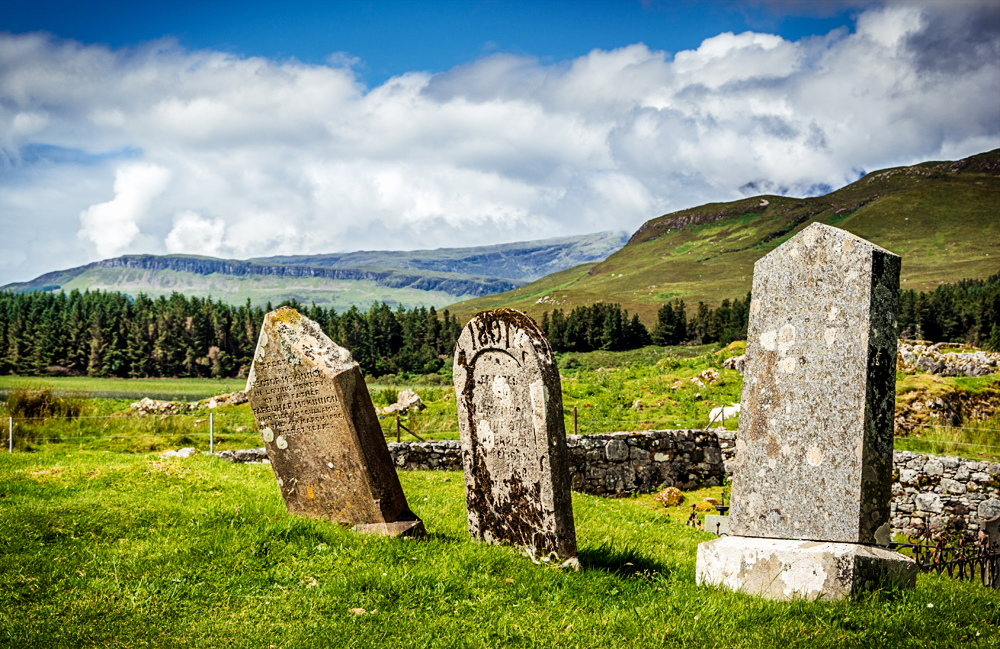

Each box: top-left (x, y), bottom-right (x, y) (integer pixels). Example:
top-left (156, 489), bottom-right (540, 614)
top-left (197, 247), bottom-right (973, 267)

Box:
top-left (246, 307), bottom-right (423, 537)
top-left (453, 308), bottom-right (577, 560)
top-left (696, 223), bottom-right (916, 600)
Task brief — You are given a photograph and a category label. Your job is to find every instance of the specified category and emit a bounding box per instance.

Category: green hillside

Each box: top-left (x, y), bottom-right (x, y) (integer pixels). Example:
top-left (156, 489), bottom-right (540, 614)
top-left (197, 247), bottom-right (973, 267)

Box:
top-left (450, 149), bottom-right (1000, 324)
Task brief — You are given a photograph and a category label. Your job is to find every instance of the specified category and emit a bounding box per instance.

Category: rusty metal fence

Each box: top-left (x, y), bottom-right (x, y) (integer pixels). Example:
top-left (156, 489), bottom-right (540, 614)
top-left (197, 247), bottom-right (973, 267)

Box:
top-left (890, 536), bottom-right (1000, 589)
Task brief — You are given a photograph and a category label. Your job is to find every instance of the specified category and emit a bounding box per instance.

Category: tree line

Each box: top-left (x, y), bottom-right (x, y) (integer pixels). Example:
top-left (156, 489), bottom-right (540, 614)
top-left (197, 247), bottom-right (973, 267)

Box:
top-left (540, 303), bottom-right (651, 352)
top-left (898, 271), bottom-right (1000, 350)
top-left (1, 271), bottom-right (996, 378)
top-left (540, 294), bottom-right (752, 353)
top-left (0, 290), bottom-right (462, 379)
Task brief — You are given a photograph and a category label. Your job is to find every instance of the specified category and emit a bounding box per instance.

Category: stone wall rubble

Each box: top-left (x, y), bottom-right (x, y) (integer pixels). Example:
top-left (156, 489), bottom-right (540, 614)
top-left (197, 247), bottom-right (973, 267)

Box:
top-left (897, 343), bottom-right (1000, 377)
top-left (564, 430), bottom-right (725, 495)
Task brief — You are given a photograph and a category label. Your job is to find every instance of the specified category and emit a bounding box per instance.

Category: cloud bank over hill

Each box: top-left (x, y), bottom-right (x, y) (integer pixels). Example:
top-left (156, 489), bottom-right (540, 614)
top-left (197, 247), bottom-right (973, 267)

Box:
top-left (1, 1), bottom-right (997, 285)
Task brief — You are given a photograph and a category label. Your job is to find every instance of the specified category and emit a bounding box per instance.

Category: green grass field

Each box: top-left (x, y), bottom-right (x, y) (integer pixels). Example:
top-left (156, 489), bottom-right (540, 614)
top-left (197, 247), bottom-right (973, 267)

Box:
top-left (2, 343), bottom-right (999, 460)
top-left (0, 376), bottom-right (248, 401)
top-left (2, 451), bottom-right (997, 649)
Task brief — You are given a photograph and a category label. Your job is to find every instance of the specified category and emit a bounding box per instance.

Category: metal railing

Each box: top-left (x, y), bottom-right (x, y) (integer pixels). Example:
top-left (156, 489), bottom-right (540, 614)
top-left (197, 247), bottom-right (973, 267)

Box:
top-left (890, 535), bottom-right (1000, 589)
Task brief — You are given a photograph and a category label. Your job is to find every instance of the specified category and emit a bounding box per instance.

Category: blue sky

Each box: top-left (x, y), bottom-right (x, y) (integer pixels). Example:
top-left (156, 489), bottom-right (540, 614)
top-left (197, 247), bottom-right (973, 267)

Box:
top-left (1, 1), bottom-right (998, 285)
top-left (5, 1), bottom-right (862, 86)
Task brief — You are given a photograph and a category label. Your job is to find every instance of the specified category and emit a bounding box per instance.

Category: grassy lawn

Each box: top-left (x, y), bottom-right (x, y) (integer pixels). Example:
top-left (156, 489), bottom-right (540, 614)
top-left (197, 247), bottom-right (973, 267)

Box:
top-left (0, 376), bottom-right (248, 401)
top-left (2, 450), bottom-right (997, 648)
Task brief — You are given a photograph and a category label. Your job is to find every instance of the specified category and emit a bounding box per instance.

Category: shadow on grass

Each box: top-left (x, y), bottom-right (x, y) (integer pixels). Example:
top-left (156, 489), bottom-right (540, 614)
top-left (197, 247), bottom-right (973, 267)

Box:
top-left (578, 542), bottom-right (674, 579)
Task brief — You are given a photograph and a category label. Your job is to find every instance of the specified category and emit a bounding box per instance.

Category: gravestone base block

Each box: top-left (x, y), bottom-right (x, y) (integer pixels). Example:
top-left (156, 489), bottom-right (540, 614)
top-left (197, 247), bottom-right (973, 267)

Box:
top-left (696, 536), bottom-right (916, 601)
top-left (354, 520), bottom-right (427, 538)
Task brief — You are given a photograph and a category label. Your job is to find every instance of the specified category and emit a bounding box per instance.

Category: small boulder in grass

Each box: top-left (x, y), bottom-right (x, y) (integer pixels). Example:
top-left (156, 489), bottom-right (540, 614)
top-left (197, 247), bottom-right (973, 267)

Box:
top-left (704, 498), bottom-right (721, 506)
top-left (654, 486), bottom-right (683, 507)
top-left (162, 447), bottom-right (198, 458)
top-left (699, 369), bottom-right (720, 384)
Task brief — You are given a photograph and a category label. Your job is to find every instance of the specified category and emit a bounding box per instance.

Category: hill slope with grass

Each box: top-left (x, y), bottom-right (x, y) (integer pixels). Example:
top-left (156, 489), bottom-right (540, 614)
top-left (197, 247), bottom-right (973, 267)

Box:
top-left (450, 149), bottom-right (1000, 323)
top-left (1, 232), bottom-right (629, 311)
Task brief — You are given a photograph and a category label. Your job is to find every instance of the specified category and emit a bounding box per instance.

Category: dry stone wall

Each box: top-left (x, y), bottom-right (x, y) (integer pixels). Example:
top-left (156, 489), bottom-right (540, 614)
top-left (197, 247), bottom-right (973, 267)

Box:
top-left (565, 430), bottom-right (725, 495)
top-left (891, 450), bottom-right (1000, 539)
top-left (386, 429), bottom-right (726, 496)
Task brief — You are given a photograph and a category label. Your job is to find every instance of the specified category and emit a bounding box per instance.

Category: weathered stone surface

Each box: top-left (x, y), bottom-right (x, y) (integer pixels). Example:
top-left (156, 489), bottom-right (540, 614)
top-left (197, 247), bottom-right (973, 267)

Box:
top-left (729, 223), bottom-right (901, 544)
top-left (704, 514), bottom-right (729, 536)
top-left (246, 307), bottom-right (422, 536)
top-left (980, 498), bottom-right (1000, 520)
top-left (453, 308), bottom-right (576, 559)
top-left (697, 536), bottom-right (917, 601)
top-left (986, 515), bottom-right (1000, 547)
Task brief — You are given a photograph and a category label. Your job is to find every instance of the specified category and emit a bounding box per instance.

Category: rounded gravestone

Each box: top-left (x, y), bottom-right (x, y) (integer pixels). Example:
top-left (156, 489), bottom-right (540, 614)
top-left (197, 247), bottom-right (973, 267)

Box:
top-left (453, 308), bottom-right (576, 559)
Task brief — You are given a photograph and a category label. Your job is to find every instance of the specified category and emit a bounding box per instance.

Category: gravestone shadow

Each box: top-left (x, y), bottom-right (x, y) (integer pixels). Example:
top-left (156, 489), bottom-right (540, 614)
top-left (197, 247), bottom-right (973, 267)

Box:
top-left (578, 543), bottom-right (675, 579)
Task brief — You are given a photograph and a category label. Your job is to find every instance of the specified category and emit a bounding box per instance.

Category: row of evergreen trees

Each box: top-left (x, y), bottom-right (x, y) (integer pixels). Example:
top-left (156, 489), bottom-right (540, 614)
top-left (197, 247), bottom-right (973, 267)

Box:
top-left (649, 294), bottom-right (753, 347)
top-left (539, 270), bottom-right (1000, 354)
top-left (1, 271), bottom-right (996, 378)
top-left (0, 290), bottom-right (462, 379)
top-left (540, 303), bottom-right (651, 352)
top-left (539, 294), bottom-right (753, 354)
top-left (897, 272), bottom-right (1000, 349)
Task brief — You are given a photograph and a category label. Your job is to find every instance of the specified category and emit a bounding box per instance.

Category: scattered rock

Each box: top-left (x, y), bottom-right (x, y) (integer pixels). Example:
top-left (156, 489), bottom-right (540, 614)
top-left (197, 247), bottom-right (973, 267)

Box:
top-left (654, 486), bottom-right (683, 507)
top-left (131, 397), bottom-right (189, 416)
top-left (206, 391), bottom-right (248, 408)
top-left (699, 369), bottom-right (720, 384)
top-left (723, 355), bottom-right (746, 373)
top-left (376, 389), bottom-right (426, 416)
top-left (131, 390), bottom-right (248, 416)
top-left (216, 448), bottom-right (269, 464)
top-left (162, 447), bottom-right (198, 458)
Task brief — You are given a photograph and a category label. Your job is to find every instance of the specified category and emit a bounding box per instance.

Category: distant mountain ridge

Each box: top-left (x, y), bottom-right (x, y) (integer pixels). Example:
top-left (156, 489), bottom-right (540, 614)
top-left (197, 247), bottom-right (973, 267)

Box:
top-left (2, 231), bottom-right (629, 311)
top-left (18, 254), bottom-right (522, 297)
top-left (256, 230), bottom-right (629, 281)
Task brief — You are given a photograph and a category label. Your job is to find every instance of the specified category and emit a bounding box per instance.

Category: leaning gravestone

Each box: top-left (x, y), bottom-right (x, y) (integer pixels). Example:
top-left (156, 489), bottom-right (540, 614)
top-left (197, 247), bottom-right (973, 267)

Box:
top-left (453, 308), bottom-right (577, 560)
top-left (246, 307), bottom-right (424, 537)
top-left (696, 223), bottom-right (916, 600)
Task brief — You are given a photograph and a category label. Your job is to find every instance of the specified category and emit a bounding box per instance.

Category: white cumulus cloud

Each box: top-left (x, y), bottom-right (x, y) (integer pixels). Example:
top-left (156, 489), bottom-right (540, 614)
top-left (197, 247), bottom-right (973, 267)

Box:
top-left (77, 162), bottom-right (171, 258)
top-left (165, 210), bottom-right (226, 256)
top-left (0, 0), bottom-right (997, 285)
